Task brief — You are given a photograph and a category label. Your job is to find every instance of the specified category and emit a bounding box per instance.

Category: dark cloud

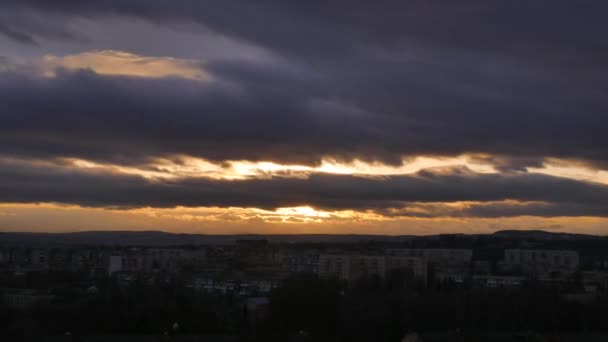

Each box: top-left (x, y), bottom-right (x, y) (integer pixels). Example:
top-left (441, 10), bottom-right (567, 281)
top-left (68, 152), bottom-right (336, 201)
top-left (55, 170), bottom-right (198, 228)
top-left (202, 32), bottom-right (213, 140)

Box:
top-left (0, 11), bottom-right (87, 45)
top-left (0, 3), bottom-right (606, 167)
top-left (377, 202), bottom-right (608, 219)
top-left (1, 1), bottom-right (608, 221)
top-left (0, 63), bottom-right (607, 167)
top-left (0, 22), bottom-right (38, 45)
top-left (3, 1), bottom-right (608, 62)
top-left (1, 159), bottom-right (608, 217)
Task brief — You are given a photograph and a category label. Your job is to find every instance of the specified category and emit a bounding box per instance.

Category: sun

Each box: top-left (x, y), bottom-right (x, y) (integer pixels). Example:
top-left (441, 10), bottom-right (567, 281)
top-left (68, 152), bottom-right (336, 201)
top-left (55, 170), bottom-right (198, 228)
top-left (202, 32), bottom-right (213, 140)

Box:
top-left (274, 206), bottom-right (332, 219)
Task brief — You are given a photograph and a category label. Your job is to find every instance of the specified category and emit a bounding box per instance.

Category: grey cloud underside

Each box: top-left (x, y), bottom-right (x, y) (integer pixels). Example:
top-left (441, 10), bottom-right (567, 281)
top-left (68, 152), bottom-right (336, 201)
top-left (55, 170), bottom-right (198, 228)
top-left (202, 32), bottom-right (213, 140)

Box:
top-left (0, 10), bottom-right (86, 46)
top-left (2, 159), bottom-right (608, 217)
top-left (0, 2), bottom-right (607, 167)
top-left (1, 65), bottom-right (607, 167)
top-left (4, 1), bottom-right (608, 61)
top-left (0, 22), bottom-right (38, 45)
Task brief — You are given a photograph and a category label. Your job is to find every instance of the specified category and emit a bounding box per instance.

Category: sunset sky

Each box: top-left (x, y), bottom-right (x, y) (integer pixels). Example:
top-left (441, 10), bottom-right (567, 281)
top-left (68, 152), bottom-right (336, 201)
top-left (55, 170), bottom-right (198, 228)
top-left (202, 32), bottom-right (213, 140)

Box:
top-left (1, 1), bottom-right (608, 235)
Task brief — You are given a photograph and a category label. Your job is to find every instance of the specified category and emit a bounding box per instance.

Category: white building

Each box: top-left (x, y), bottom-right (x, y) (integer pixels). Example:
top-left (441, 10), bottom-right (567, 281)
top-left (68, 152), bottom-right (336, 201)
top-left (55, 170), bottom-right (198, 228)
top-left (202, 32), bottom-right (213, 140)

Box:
top-left (502, 249), bottom-right (579, 277)
top-left (386, 248), bottom-right (472, 282)
top-left (386, 248), bottom-right (472, 265)
top-left (107, 255), bottom-right (123, 274)
top-left (318, 254), bottom-right (427, 284)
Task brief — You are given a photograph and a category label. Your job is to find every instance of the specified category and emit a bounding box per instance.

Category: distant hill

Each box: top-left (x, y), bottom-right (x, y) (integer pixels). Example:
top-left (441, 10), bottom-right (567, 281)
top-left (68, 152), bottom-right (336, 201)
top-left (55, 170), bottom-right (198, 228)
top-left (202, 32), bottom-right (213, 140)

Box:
top-left (0, 231), bottom-right (415, 247)
top-left (492, 230), bottom-right (602, 240)
top-left (0, 230), bottom-right (603, 247)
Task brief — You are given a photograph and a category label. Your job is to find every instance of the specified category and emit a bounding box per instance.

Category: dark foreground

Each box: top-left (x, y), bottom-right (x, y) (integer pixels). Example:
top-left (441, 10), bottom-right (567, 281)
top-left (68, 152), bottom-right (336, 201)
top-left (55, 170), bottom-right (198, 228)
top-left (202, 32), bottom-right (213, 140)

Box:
top-left (37, 332), bottom-right (608, 342)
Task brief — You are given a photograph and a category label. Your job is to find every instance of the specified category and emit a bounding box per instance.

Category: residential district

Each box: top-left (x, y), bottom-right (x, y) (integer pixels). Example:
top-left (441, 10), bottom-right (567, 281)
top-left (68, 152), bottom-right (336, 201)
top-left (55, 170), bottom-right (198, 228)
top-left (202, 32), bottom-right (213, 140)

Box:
top-left (1, 232), bottom-right (608, 341)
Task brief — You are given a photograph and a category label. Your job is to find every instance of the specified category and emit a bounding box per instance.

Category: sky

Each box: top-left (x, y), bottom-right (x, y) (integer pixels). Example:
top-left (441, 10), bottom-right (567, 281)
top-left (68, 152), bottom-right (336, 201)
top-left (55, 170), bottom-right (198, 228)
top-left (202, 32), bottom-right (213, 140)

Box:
top-left (1, 1), bottom-right (608, 235)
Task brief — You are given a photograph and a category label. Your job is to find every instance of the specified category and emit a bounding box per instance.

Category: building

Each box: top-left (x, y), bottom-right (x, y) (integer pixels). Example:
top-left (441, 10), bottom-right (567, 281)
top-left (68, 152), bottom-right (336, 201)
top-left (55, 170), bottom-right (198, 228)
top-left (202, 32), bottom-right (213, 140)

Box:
top-left (386, 256), bottom-right (428, 284)
top-left (193, 277), bottom-right (279, 295)
top-left (0, 248), bottom-right (7, 265)
top-left (235, 239), bottom-right (272, 264)
top-left (143, 248), bottom-right (184, 272)
top-left (49, 249), bottom-right (70, 270)
top-left (245, 297), bottom-right (270, 328)
top-left (318, 254), bottom-right (427, 285)
top-left (9, 248), bottom-right (29, 268)
top-left (318, 254), bottom-right (355, 282)
top-left (501, 249), bottom-right (579, 278)
top-left (107, 255), bottom-right (124, 274)
top-left (582, 270), bottom-right (608, 294)
top-left (349, 255), bottom-right (388, 281)
top-left (473, 260), bottom-right (492, 275)
top-left (386, 248), bottom-right (472, 282)
top-left (473, 275), bottom-right (525, 289)
top-left (70, 249), bottom-right (93, 271)
top-left (179, 248), bottom-right (207, 268)
top-left (276, 250), bottom-right (320, 274)
top-left (2, 289), bottom-right (55, 310)
top-left (386, 248), bottom-right (472, 265)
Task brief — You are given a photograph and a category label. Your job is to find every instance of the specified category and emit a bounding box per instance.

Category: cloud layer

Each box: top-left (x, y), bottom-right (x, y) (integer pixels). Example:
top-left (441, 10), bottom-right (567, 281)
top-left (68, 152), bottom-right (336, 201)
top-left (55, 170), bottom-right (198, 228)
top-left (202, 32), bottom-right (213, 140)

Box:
top-left (0, 1), bottom-right (607, 231)
top-left (1, 157), bottom-right (608, 218)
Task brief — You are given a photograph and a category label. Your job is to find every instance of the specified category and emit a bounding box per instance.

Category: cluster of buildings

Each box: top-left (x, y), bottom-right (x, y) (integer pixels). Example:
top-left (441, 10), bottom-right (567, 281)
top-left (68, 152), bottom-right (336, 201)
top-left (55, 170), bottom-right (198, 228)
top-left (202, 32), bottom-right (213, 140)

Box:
top-left (193, 278), bottom-right (279, 295)
top-left (0, 246), bottom-right (210, 275)
top-left (319, 253), bottom-right (427, 286)
top-left (472, 249), bottom-right (581, 288)
top-left (318, 248), bottom-right (478, 287)
top-left (501, 249), bottom-right (580, 277)
top-left (2, 240), bottom-right (608, 311)
top-left (0, 247), bottom-right (111, 276)
top-left (106, 248), bottom-right (207, 274)
top-left (317, 247), bottom-right (608, 294)
top-left (1, 288), bottom-right (56, 310)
